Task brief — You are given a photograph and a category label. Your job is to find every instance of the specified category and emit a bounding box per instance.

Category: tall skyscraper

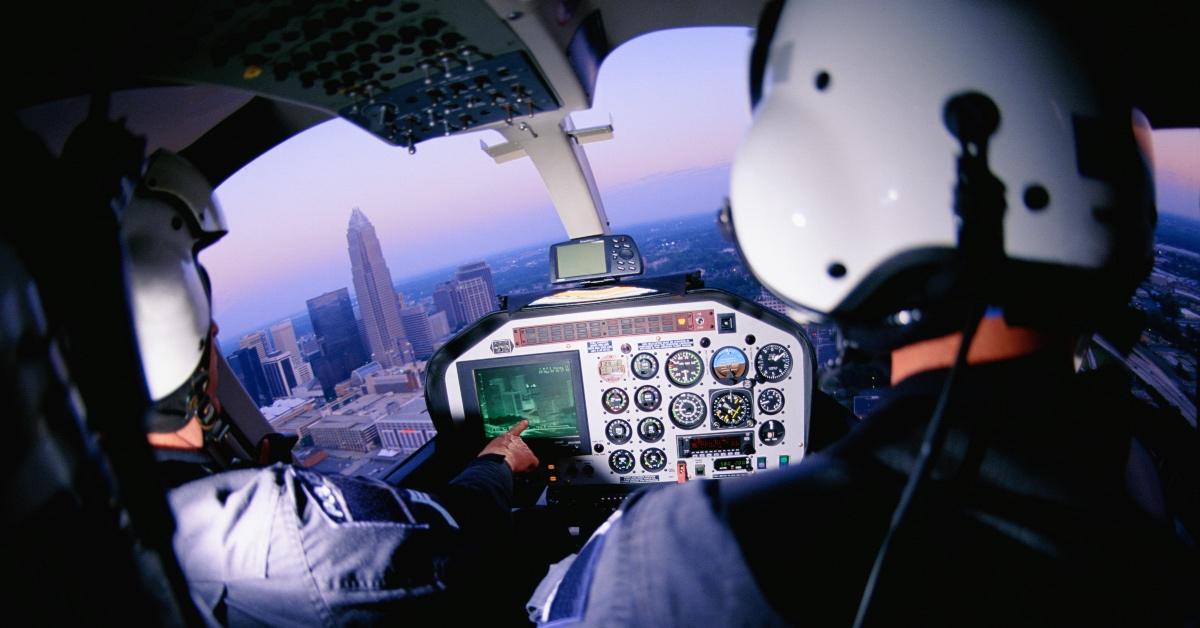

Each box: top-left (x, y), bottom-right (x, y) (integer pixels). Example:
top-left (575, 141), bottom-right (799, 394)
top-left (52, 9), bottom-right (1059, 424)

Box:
top-left (270, 319), bottom-right (303, 368)
top-left (307, 287), bottom-right (369, 398)
top-left (433, 280), bottom-right (464, 330)
top-left (400, 305), bottom-right (435, 360)
top-left (228, 347), bottom-right (272, 408)
top-left (347, 208), bottom-right (408, 367)
top-left (239, 330), bottom-right (269, 362)
top-left (456, 275), bottom-right (494, 326)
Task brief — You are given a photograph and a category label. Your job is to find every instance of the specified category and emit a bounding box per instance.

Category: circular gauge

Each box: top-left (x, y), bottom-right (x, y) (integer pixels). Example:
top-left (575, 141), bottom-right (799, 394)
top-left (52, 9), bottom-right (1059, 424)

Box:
top-left (631, 352), bottom-right (659, 380)
top-left (669, 392), bottom-right (707, 429)
top-left (710, 346), bottom-right (750, 385)
top-left (605, 419), bottom-right (632, 445)
top-left (608, 449), bottom-right (635, 474)
top-left (634, 385), bottom-right (662, 411)
top-left (640, 448), bottom-right (668, 473)
top-left (637, 417), bottom-right (664, 443)
top-left (759, 420), bottom-right (785, 446)
top-left (665, 349), bottom-right (704, 387)
top-left (755, 343), bottom-right (794, 382)
top-left (711, 389), bottom-right (753, 428)
top-left (602, 388), bottom-right (629, 413)
top-left (757, 388), bottom-right (785, 415)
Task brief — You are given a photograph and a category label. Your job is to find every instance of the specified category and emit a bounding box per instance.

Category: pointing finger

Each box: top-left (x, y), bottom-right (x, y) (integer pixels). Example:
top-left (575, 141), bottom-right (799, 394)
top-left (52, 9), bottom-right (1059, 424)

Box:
top-left (507, 419), bottom-right (529, 436)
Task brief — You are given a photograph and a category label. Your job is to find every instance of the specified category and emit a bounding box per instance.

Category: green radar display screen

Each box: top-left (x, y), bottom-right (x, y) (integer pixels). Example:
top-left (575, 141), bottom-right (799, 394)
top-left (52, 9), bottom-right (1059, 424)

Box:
top-left (460, 352), bottom-right (590, 449)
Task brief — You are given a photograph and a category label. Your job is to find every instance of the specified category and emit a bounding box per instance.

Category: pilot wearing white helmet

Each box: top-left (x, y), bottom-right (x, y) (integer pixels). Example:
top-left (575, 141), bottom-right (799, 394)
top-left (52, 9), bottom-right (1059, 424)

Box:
top-left (121, 149), bottom-right (543, 625)
top-left (528, 1), bottom-right (1196, 625)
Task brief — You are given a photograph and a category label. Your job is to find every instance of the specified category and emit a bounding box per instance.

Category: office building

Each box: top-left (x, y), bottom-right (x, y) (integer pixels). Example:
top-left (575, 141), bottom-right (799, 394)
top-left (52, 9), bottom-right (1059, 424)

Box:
top-left (400, 305), bottom-right (435, 359)
top-left (365, 368), bottom-right (422, 395)
top-left (228, 347), bottom-right (272, 408)
top-left (433, 280), bottom-right (464, 330)
top-left (455, 261), bottom-right (496, 307)
top-left (298, 334), bottom-right (320, 356)
top-left (262, 350), bottom-right (298, 399)
top-left (292, 360), bottom-right (315, 386)
top-left (306, 416), bottom-right (380, 453)
top-left (347, 208), bottom-right (407, 367)
top-left (376, 397), bottom-right (437, 455)
top-left (239, 330), bottom-right (269, 362)
top-left (260, 397), bottom-right (315, 425)
top-left (270, 319), bottom-right (309, 384)
top-left (455, 275), bottom-right (493, 327)
top-left (428, 309), bottom-right (450, 340)
top-left (307, 288), bottom-right (369, 399)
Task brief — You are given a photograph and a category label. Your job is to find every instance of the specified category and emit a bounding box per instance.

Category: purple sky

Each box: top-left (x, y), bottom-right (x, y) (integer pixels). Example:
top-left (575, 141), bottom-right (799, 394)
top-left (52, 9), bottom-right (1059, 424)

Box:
top-left (205, 27), bottom-right (1199, 338)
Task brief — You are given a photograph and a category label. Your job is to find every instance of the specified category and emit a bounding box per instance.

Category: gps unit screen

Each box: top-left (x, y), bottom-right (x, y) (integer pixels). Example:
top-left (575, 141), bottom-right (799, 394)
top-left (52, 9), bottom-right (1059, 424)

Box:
top-left (555, 240), bottom-right (607, 279)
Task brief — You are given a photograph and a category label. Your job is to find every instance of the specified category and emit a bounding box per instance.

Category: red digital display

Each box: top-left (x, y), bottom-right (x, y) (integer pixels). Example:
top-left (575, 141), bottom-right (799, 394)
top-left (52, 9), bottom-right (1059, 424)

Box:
top-left (689, 434), bottom-right (743, 452)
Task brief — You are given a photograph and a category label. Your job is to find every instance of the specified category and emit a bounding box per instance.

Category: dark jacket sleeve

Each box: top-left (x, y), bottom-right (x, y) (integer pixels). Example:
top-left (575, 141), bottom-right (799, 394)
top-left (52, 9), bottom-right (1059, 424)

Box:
top-left (438, 453), bottom-right (514, 535)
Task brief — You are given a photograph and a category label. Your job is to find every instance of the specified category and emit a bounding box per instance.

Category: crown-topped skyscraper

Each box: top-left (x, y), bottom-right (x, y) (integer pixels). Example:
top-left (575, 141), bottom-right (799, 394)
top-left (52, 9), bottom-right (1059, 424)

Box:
top-left (347, 207), bottom-right (407, 367)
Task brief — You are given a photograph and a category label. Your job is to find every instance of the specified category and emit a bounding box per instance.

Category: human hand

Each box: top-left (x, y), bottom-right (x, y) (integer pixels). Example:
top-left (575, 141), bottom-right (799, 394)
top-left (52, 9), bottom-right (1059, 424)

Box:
top-left (479, 419), bottom-right (540, 473)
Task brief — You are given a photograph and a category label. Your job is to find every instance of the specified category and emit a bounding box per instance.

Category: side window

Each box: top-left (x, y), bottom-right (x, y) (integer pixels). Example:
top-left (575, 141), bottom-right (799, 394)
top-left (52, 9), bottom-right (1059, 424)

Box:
top-left (1092, 128), bottom-right (1198, 425)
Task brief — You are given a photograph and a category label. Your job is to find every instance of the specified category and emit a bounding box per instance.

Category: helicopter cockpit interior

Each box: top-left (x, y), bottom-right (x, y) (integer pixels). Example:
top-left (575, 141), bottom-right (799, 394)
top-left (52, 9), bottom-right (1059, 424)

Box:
top-left (4, 0), bottom-right (1197, 625)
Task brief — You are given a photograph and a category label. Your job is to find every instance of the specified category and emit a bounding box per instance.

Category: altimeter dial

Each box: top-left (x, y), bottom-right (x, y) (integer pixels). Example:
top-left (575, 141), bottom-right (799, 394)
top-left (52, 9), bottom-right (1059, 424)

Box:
top-left (754, 343), bottom-right (793, 382)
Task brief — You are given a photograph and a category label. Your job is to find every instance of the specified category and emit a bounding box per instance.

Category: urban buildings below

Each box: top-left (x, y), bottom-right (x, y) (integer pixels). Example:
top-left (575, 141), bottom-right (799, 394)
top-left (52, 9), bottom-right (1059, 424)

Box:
top-left (456, 260), bottom-right (496, 304)
top-left (260, 397), bottom-right (314, 424)
top-left (227, 346), bottom-right (272, 407)
top-left (428, 309), bottom-right (450, 340)
top-left (455, 275), bottom-right (494, 326)
top-left (238, 330), bottom-right (269, 362)
top-left (261, 350), bottom-right (298, 399)
top-left (433, 280), bottom-right (463, 330)
top-left (376, 397), bottom-right (437, 456)
top-left (269, 318), bottom-right (310, 384)
top-left (306, 416), bottom-right (380, 453)
top-left (400, 305), bottom-right (435, 359)
top-left (455, 261), bottom-right (498, 325)
top-left (307, 287), bottom-right (369, 399)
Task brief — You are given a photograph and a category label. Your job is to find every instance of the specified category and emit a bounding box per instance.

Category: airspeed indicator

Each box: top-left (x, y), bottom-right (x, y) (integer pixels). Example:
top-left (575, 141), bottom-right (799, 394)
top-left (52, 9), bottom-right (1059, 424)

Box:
top-left (666, 350), bottom-right (704, 387)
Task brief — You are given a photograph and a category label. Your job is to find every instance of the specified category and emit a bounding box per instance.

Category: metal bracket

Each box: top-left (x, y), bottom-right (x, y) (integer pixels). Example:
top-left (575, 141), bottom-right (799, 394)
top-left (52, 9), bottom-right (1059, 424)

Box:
top-left (479, 138), bottom-right (528, 164)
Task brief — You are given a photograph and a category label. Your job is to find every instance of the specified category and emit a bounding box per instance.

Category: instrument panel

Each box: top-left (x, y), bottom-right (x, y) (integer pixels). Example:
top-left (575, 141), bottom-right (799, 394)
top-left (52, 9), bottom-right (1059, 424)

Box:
top-left (427, 290), bottom-right (813, 492)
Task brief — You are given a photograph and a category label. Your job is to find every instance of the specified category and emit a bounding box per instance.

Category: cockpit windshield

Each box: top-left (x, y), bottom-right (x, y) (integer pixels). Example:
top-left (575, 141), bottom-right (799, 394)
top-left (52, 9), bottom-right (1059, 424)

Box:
top-left (203, 26), bottom-right (1198, 480)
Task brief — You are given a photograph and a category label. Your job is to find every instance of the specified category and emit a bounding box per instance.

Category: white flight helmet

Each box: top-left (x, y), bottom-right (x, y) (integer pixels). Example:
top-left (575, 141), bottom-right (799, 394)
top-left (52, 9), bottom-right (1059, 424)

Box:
top-left (732, 0), bottom-right (1153, 344)
top-left (121, 150), bottom-right (227, 402)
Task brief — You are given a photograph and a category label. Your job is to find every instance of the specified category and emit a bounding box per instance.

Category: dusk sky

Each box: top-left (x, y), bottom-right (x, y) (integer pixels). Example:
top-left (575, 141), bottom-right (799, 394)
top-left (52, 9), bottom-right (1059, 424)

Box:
top-left (204, 26), bottom-right (1199, 339)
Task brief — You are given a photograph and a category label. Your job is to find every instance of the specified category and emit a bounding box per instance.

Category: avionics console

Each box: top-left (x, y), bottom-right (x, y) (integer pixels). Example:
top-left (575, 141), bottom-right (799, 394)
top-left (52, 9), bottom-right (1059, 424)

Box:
top-left (426, 288), bottom-right (813, 500)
